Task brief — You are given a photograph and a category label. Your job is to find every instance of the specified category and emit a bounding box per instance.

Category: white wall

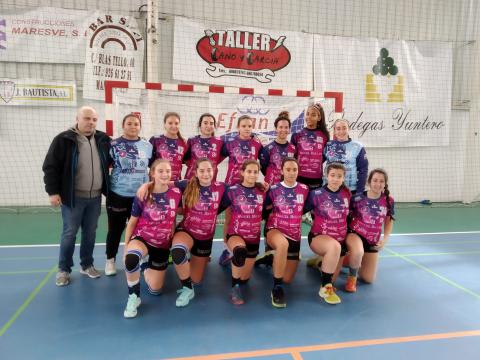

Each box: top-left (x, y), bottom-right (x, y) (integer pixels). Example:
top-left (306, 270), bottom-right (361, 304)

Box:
top-left (1, 0), bottom-right (479, 205)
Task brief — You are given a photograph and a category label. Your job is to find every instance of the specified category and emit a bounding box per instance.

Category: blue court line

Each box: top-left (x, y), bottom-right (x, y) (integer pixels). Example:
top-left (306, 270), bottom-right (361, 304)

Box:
top-left (384, 248), bottom-right (480, 300)
top-left (0, 264), bottom-right (57, 337)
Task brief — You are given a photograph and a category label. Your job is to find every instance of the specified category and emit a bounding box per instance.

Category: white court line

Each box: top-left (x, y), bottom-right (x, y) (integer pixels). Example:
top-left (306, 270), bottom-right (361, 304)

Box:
top-left (1, 230), bottom-right (480, 249)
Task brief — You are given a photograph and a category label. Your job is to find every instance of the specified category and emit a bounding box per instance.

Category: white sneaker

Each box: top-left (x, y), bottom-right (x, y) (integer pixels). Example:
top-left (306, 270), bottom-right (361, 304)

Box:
top-left (124, 293), bottom-right (141, 318)
top-left (105, 258), bottom-right (117, 276)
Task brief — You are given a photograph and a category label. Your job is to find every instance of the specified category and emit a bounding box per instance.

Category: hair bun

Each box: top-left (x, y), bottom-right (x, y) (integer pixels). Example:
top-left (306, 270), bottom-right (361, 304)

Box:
top-left (278, 110), bottom-right (290, 119)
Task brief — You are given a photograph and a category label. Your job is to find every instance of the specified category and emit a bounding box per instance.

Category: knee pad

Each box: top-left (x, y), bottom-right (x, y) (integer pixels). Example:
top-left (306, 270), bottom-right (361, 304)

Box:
top-left (171, 244), bottom-right (189, 265)
top-left (125, 250), bottom-right (142, 273)
top-left (232, 246), bottom-right (247, 267)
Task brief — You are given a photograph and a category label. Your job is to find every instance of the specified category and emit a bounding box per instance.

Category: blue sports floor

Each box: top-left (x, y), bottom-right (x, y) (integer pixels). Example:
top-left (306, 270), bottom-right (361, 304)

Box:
top-left (1, 232), bottom-right (480, 359)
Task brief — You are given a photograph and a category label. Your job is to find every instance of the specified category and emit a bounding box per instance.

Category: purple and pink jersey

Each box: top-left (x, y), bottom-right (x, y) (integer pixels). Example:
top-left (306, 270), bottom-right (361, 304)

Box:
top-left (175, 180), bottom-right (227, 240)
top-left (291, 128), bottom-right (328, 180)
top-left (305, 185), bottom-right (351, 242)
top-left (130, 187), bottom-right (182, 248)
top-left (349, 192), bottom-right (395, 245)
top-left (149, 135), bottom-right (187, 181)
top-left (259, 141), bottom-right (296, 185)
top-left (184, 136), bottom-right (224, 181)
top-left (265, 182), bottom-right (309, 241)
top-left (221, 135), bottom-right (263, 186)
top-left (221, 184), bottom-right (266, 243)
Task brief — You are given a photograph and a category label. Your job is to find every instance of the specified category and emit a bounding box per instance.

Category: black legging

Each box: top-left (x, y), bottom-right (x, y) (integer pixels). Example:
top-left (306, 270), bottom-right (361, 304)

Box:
top-left (105, 191), bottom-right (134, 259)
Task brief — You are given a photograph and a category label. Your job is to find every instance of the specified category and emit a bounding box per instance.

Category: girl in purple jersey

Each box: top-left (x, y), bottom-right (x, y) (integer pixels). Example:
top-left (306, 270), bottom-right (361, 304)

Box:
top-left (221, 160), bottom-right (266, 305)
top-left (345, 168), bottom-right (394, 293)
top-left (291, 103), bottom-right (330, 189)
top-left (184, 113), bottom-right (224, 181)
top-left (122, 159), bottom-right (182, 318)
top-left (221, 115), bottom-right (263, 186)
top-left (149, 112), bottom-right (187, 182)
top-left (218, 115), bottom-right (263, 265)
top-left (171, 158), bottom-right (227, 307)
top-left (263, 158), bottom-right (309, 308)
top-left (259, 111), bottom-right (296, 185)
top-left (305, 163), bottom-right (351, 305)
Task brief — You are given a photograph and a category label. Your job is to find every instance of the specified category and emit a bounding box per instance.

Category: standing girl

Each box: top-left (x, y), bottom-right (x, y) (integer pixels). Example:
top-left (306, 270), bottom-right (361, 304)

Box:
top-left (171, 158), bottom-right (227, 307)
top-left (218, 115), bottom-right (263, 265)
top-left (305, 163), bottom-right (351, 305)
top-left (259, 111), bottom-right (296, 185)
top-left (149, 112), bottom-right (187, 181)
top-left (263, 158), bottom-right (309, 308)
top-left (221, 115), bottom-right (263, 186)
top-left (105, 114), bottom-right (152, 275)
top-left (184, 113), bottom-right (224, 181)
top-left (345, 169), bottom-right (394, 292)
top-left (291, 103), bottom-right (330, 189)
top-left (323, 118), bottom-right (368, 194)
top-left (221, 160), bottom-right (266, 305)
top-left (122, 159), bottom-right (182, 318)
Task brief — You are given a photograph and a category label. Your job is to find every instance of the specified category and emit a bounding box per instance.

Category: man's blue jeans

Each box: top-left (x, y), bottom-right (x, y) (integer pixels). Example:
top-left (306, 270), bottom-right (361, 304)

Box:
top-left (58, 196), bottom-right (102, 272)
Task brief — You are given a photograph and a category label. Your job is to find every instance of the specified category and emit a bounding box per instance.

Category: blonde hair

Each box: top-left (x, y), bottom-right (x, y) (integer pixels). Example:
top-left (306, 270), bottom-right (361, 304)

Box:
top-left (183, 158), bottom-right (213, 208)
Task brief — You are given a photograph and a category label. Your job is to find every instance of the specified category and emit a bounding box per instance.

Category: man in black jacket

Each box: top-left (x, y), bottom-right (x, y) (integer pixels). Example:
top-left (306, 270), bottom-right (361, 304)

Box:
top-left (43, 106), bottom-right (111, 286)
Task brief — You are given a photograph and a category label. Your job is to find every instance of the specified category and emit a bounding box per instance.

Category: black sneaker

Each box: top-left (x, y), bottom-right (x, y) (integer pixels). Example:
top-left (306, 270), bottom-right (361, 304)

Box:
top-left (271, 285), bottom-right (286, 308)
top-left (255, 252), bottom-right (274, 267)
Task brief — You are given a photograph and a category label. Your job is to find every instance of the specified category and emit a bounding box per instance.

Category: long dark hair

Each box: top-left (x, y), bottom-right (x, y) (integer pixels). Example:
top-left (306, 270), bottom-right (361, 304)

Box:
top-left (198, 113), bottom-right (216, 135)
top-left (367, 168), bottom-right (394, 218)
top-left (308, 103), bottom-right (330, 141)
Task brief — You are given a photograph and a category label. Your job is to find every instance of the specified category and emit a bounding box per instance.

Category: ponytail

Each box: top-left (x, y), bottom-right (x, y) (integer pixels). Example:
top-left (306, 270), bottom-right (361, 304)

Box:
top-left (183, 176), bottom-right (201, 209)
top-left (367, 168), bottom-right (394, 220)
top-left (383, 184), bottom-right (394, 220)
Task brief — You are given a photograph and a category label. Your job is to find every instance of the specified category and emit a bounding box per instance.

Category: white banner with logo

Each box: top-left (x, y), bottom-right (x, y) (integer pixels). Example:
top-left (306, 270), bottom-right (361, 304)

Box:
top-left (0, 78), bottom-right (76, 106)
top-left (173, 17), bottom-right (313, 89)
top-left (83, 13), bottom-right (144, 101)
top-left (0, 8), bottom-right (89, 63)
top-left (207, 94), bottom-right (336, 144)
top-left (314, 35), bottom-right (452, 147)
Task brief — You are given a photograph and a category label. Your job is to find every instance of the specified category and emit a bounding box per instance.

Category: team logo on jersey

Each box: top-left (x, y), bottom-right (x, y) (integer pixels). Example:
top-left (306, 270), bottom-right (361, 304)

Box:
top-left (211, 191), bottom-right (219, 201)
top-left (257, 195), bottom-right (264, 203)
top-left (169, 199), bottom-right (176, 209)
top-left (196, 29), bottom-right (291, 83)
top-left (296, 194), bottom-right (304, 203)
top-left (177, 146), bottom-right (184, 154)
